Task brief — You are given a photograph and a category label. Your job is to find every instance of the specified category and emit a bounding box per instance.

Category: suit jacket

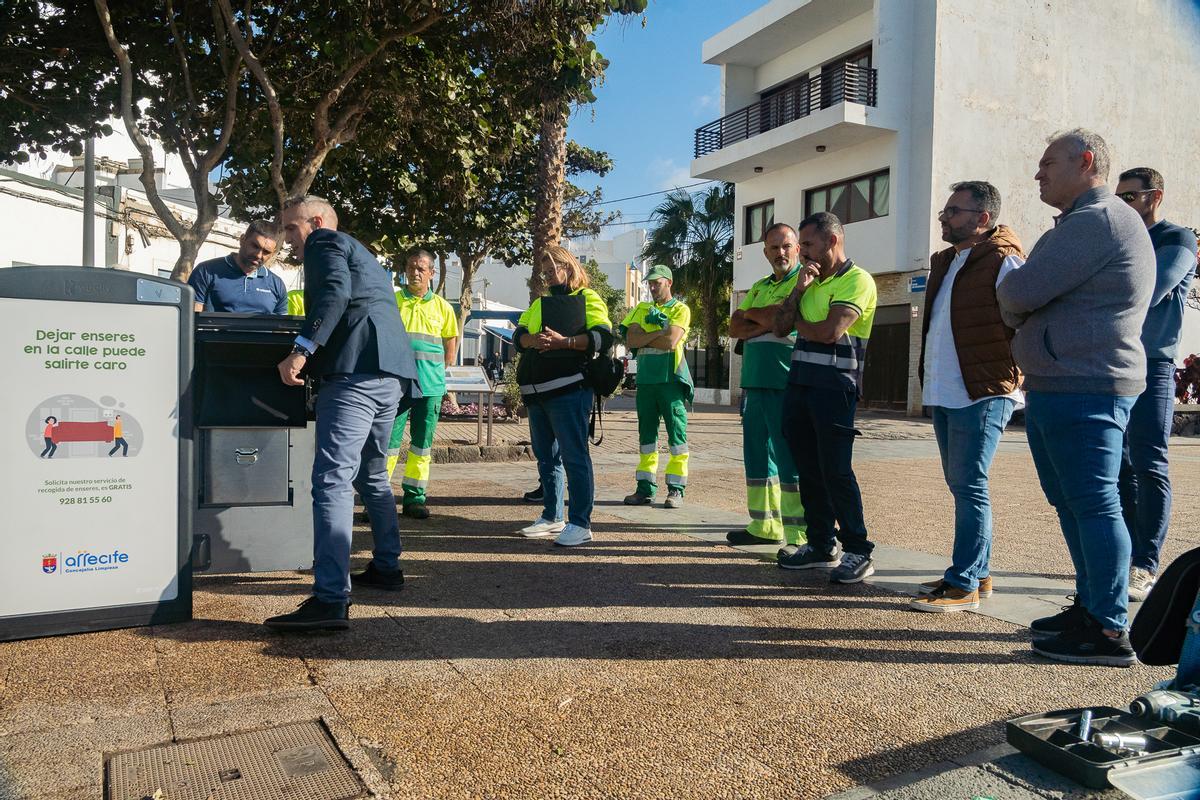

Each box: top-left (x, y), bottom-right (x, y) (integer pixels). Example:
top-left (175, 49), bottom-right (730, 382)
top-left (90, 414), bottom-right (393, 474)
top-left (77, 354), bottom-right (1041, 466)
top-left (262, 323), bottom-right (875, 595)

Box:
top-left (300, 228), bottom-right (420, 389)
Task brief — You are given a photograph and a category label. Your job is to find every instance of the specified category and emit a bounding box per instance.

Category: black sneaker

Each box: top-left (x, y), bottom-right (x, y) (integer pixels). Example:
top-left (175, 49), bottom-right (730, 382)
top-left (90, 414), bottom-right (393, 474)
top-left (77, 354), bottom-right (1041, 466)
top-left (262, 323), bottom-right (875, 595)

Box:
top-left (830, 552), bottom-right (875, 584)
top-left (726, 529), bottom-right (784, 546)
top-left (778, 544), bottom-right (840, 570)
top-left (1031, 619), bottom-right (1137, 667)
top-left (264, 597), bottom-right (349, 632)
top-left (1031, 594), bottom-right (1089, 638)
top-left (351, 561), bottom-right (405, 591)
top-left (523, 485), bottom-right (544, 503)
top-left (402, 503), bottom-right (430, 520)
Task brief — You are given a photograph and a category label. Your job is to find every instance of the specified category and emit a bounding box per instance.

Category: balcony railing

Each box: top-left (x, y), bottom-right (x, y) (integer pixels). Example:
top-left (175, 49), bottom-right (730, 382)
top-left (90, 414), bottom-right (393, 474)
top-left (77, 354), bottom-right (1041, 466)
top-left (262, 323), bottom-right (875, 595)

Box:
top-left (693, 63), bottom-right (878, 159)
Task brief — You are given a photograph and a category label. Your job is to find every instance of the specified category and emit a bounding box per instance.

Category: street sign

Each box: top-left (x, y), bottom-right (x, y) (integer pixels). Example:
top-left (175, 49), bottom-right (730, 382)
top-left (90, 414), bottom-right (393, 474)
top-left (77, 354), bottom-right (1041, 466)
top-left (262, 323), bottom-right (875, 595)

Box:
top-left (909, 275), bottom-right (927, 293)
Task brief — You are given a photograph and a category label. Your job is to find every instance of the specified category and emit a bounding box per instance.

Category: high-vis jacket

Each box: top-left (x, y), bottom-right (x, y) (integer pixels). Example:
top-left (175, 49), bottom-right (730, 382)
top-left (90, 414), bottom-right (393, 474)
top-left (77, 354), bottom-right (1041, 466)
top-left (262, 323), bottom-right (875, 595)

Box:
top-left (514, 285), bottom-right (613, 401)
top-left (620, 298), bottom-right (693, 399)
top-left (396, 288), bottom-right (458, 397)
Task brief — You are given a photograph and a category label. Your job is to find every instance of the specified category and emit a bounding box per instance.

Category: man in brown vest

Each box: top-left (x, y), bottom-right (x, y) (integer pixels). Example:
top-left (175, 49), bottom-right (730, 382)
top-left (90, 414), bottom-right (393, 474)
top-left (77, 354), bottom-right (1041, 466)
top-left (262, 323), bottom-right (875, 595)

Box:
top-left (911, 181), bottom-right (1025, 613)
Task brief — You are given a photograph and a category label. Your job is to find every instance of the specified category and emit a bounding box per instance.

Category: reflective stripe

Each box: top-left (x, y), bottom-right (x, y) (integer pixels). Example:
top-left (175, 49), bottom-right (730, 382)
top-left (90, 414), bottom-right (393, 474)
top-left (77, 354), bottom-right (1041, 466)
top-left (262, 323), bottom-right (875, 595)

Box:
top-left (414, 351), bottom-right (443, 361)
top-left (401, 476), bottom-right (429, 488)
top-left (791, 349), bottom-right (860, 371)
top-left (782, 516), bottom-right (806, 526)
top-left (638, 346), bottom-right (671, 356)
top-left (747, 333), bottom-right (796, 346)
top-left (635, 470), bottom-right (655, 482)
top-left (386, 447), bottom-right (402, 458)
top-left (780, 482), bottom-right (800, 493)
top-left (409, 445), bottom-right (432, 457)
top-left (668, 443), bottom-right (688, 456)
top-left (639, 443), bottom-right (657, 454)
top-left (748, 508), bottom-right (781, 520)
top-left (519, 373), bottom-right (584, 395)
top-left (745, 476), bottom-right (780, 488)
top-left (665, 474), bottom-right (687, 487)
top-left (590, 330), bottom-right (601, 351)
top-left (409, 332), bottom-right (443, 345)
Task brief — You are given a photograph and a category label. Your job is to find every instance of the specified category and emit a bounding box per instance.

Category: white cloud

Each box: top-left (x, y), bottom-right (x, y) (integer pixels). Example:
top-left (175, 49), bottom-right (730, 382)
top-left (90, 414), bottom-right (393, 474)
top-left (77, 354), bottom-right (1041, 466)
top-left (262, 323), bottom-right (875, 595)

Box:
top-left (648, 157), bottom-right (695, 192)
top-left (691, 85), bottom-right (720, 117)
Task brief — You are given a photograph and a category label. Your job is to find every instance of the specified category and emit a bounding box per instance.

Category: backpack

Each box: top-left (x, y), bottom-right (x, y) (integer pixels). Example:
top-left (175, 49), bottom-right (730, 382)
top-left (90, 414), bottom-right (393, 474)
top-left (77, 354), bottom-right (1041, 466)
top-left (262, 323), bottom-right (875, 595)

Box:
top-left (585, 353), bottom-right (625, 398)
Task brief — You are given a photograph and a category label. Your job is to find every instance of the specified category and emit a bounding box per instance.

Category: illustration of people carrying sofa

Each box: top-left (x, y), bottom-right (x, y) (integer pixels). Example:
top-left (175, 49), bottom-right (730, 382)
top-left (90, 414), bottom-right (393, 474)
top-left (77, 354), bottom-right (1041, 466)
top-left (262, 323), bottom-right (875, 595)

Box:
top-left (30, 397), bottom-right (141, 459)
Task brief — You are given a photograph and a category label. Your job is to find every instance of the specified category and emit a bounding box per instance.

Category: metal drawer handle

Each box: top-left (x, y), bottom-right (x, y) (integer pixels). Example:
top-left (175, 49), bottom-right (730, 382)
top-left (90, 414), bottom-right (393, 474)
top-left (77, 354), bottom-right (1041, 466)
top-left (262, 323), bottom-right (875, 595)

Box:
top-left (234, 447), bottom-right (260, 465)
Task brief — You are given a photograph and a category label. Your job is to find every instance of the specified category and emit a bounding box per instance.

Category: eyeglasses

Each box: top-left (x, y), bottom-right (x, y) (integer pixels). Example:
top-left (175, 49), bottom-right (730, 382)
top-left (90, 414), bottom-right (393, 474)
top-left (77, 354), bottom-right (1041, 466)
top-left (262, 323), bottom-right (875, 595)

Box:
top-left (1116, 189), bottom-right (1156, 203)
top-left (937, 206), bottom-right (984, 219)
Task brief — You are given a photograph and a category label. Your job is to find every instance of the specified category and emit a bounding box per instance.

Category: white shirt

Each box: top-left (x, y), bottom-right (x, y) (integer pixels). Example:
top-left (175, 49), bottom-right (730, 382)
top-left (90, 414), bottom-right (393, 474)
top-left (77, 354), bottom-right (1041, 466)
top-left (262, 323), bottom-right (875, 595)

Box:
top-left (922, 248), bottom-right (1025, 409)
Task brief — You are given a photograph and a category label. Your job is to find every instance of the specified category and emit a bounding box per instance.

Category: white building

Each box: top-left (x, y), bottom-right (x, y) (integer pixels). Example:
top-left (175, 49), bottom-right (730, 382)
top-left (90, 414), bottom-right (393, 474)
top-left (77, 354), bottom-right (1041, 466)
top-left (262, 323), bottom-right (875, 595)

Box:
top-left (693, 0), bottom-right (1200, 413)
top-left (437, 228), bottom-right (651, 314)
top-left (1, 125), bottom-right (301, 290)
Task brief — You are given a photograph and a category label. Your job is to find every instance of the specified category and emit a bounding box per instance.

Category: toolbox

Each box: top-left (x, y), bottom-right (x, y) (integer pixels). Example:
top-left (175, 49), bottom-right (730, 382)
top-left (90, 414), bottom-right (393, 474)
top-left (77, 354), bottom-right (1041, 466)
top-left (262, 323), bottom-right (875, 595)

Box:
top-left (1007, 705), bottom-right (1200, 798)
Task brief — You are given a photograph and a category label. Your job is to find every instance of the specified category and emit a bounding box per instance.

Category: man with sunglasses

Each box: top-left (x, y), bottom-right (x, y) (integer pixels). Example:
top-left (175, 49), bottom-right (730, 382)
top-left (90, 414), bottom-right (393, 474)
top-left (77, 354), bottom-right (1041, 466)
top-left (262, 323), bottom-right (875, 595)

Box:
top-left (1113, 167), bottom-right (1198, 603)
top-left (911, 182), bottom-right (1024, 613)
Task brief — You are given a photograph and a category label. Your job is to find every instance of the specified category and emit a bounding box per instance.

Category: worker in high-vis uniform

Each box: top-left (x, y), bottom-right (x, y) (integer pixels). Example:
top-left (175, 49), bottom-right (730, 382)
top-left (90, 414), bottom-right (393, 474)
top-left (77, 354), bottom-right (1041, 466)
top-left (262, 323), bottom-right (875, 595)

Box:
top-left (620, 265), bottom-right (693, 509)
top-left (386, 249), bottom-right (459, 520)
top-left (287, 289), bottom-right (306, 316)
top-left (726, 223), bottom-right (806, 551)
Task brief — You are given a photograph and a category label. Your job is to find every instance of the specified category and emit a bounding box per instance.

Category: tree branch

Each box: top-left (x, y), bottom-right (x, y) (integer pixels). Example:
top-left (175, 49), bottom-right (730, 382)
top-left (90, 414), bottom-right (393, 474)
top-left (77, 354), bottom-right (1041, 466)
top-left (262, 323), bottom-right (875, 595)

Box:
top-left (93, 0), bottom-right (186, 243)
top-left (216, 0), bottom-right (287, 208)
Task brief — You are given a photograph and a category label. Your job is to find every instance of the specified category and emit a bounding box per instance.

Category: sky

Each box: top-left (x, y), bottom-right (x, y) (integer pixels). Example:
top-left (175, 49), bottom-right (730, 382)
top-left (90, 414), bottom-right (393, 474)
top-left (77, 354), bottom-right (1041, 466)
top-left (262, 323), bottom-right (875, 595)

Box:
top-left (567, 0), bottom-right (766, 237)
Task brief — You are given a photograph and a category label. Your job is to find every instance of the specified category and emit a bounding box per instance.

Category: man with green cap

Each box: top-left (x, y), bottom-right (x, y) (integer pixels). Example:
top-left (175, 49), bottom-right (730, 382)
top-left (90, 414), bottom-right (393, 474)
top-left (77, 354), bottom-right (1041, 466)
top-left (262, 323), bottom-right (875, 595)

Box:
top-left (727, 222), bottom-right (806, 550)
top-left (620, 265), bottom-right (693, 508)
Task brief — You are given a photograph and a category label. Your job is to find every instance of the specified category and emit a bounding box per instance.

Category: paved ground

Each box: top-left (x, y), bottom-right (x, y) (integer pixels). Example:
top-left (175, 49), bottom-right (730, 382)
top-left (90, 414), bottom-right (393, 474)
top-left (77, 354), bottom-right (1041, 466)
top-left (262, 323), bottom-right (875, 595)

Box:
top-left (2, 404), bottom-right (1197, 799)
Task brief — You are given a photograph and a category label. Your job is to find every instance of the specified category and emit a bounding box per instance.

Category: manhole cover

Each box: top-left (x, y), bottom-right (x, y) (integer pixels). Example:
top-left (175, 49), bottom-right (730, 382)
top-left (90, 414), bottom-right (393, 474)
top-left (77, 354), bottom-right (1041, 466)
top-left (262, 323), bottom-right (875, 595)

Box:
top-left (105, 720), bottom-right (364, 800)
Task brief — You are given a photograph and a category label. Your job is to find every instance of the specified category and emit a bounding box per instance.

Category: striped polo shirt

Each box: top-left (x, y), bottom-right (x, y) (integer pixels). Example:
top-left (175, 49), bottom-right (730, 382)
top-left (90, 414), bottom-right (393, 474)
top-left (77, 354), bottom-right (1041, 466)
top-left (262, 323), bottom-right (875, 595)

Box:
top-left (787, 260), bottom-right (877, 393)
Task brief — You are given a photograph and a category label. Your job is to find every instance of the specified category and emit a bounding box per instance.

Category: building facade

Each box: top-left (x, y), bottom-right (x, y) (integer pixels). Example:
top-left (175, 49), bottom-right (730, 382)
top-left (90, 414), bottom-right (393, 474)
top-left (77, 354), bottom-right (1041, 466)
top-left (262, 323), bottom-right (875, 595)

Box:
top-left (693, 0), bottom-right (1200, 413)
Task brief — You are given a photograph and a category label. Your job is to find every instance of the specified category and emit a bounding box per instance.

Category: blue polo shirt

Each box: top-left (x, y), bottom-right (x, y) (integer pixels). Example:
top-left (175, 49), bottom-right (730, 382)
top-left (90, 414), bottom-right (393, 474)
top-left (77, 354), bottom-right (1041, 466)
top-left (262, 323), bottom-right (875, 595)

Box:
top-left (188, 255), bottom-right (288, 314)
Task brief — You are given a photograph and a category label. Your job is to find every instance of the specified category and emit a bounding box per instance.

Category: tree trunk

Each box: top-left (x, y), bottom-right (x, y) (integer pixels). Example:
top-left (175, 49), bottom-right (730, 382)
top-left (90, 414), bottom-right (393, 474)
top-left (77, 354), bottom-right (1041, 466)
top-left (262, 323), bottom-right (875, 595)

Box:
top-left (529, 102), bottom-right (569, 301)
top-left (436, 251), bottom-right (448, 296)
top-left (457, 250), bottom-right (486, 354)
top-left (169, 234), bottom-right (206, 283)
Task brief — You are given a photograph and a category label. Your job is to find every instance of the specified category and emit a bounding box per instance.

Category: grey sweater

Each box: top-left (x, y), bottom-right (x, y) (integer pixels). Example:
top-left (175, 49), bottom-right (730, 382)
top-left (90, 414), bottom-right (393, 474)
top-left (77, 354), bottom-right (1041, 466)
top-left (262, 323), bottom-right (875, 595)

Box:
top-left (997, 186), bottom-right (1154, 396)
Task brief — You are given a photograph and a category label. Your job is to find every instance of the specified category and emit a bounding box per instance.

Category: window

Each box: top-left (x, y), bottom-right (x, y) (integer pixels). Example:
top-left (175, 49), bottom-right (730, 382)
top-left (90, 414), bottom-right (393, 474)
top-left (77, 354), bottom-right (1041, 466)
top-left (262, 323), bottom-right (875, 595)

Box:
top-left (744, 200), bottom-right (774, 244)
top-left (804, 170), bottom-right (889, 224)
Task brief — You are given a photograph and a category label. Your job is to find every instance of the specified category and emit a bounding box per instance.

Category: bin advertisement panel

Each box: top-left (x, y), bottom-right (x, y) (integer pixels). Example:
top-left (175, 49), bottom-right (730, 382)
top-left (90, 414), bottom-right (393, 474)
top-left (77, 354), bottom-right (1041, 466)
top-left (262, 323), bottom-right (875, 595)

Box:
top-left (0, 297), bottom-right (181, 618)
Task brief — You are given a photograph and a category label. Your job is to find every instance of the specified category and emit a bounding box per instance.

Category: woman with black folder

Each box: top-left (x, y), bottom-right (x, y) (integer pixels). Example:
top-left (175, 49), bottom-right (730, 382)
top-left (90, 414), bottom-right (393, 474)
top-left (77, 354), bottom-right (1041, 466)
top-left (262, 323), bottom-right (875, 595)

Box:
top-left (512, 245), bottom-right (614, 546)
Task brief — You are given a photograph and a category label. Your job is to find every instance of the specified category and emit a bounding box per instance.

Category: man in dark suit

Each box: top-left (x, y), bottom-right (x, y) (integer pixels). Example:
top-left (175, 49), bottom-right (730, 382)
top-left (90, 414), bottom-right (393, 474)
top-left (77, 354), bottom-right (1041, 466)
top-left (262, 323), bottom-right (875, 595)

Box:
top-left (266, 195), bottom-right (421, 631)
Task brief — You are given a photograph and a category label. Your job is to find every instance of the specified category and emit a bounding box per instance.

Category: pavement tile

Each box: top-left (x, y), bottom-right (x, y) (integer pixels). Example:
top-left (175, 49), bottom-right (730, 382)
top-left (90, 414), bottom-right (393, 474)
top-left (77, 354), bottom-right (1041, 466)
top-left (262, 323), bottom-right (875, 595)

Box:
top-left (168, 686), bottom-right (337, 739)
top-left (0, 710), bottom-right (170, 799)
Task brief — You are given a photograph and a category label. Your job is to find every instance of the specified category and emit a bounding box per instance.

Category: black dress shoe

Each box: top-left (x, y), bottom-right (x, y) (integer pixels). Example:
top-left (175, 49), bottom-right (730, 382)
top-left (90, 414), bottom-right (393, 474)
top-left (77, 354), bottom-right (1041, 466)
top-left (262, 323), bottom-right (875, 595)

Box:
top-left (402, 503), bottom-right (430, 520)
top-left (351, 561), bottom-right (405, 591)
top-left (264, 597), bottom-right (349, 632)
top-left (523, 485), bottom-right (544, 503)
top-left (725, 529), bottom-right (784, 546)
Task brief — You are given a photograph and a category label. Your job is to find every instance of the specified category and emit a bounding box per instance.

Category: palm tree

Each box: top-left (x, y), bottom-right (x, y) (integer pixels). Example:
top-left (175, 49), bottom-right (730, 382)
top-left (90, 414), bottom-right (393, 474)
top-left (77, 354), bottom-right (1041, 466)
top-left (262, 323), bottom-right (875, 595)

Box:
top-left (642, 182), bottom-right (734, 387)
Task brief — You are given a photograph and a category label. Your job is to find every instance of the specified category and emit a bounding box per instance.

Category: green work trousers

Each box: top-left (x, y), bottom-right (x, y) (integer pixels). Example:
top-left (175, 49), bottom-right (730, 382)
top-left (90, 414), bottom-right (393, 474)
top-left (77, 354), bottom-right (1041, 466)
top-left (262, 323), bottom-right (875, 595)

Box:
top-left (635, 381), bottom-right (689, 497)
top-left (386, 394), bottom-right (442, 506)
top-left (743, 388), bottom-right (806, 544)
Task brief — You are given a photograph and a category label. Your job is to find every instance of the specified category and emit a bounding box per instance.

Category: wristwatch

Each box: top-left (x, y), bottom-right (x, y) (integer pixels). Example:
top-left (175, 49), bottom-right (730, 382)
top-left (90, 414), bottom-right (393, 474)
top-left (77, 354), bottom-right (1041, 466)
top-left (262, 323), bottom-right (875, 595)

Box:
top-left (290, 344), bottom-right (310, 357)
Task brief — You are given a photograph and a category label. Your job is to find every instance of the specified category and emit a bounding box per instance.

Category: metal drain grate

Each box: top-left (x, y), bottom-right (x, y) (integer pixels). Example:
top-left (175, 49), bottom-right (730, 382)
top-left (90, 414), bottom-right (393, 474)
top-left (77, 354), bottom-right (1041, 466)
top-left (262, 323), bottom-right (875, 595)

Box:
top-left (105, 720), bottom-right (364, 800)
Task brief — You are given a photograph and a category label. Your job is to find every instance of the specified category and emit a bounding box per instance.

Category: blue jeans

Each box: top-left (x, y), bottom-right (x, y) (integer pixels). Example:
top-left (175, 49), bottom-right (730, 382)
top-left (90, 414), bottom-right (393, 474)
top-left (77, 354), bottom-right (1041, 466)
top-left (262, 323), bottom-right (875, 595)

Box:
top-left (311, 374), bottom-right (403, 603)
top-left (1118, 358), bottom-right (1176, 574)
top-left (528, 386), bottom-right (595, 529)
top-left (1025, 391), bottom-right (1136, 631)
top-left (931, 398), bottom-right (1016, 592)
top-left (781, 384), bottom-right (872, 557)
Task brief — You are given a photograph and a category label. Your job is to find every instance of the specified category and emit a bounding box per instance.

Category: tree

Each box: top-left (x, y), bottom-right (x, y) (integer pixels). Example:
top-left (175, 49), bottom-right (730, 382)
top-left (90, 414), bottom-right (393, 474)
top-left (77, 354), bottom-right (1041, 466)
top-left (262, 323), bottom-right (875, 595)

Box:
top-left (515, 0), bottom-right (648, 300)
top-left (582, 257), bottom-right (626, 325)
top-left (642, 183), bottom-right (734, 388)
top-left (93, 0), bottom-right (246, 280)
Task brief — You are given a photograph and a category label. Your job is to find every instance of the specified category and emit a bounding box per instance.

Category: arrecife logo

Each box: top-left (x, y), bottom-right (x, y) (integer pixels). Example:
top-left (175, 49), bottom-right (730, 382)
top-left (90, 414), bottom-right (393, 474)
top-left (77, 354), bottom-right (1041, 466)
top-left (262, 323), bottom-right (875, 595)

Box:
top-left (41, 549), bottom-right (131, 575)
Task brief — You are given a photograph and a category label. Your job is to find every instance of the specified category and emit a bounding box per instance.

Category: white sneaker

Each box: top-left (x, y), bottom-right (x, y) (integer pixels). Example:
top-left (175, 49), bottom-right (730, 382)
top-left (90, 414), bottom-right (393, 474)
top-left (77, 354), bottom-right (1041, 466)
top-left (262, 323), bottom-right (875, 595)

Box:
top-left (1129, 567), bottom-right (1156, 602)
top-left (520, 518), bottom-right (565, 538)
top-left (554, 523), bottom-right (592, 547)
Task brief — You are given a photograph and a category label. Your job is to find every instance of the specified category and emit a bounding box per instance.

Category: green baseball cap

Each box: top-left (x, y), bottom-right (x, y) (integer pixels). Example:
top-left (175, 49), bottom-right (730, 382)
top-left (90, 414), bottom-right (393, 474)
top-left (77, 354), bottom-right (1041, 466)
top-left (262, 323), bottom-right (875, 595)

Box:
top-left (644, 264), bottom-right (673, 282)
